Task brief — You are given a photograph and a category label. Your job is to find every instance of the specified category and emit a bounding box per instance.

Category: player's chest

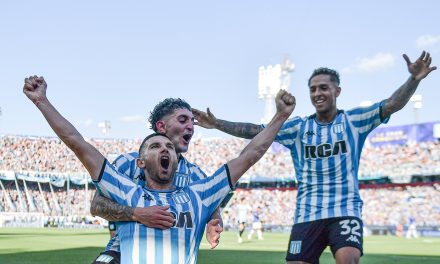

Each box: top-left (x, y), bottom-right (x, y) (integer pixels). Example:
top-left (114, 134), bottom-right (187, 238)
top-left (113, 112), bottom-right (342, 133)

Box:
top-left (141, 190), bottom-right (198, 229)
top-left (299, 122), bottom-right (349, 159)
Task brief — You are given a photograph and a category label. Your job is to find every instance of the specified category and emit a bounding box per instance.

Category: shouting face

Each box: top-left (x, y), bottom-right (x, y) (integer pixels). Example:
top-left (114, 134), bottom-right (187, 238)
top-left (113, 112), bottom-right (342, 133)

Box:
top-left (137, 135), bottom-right (178, 189)
top-left (157, 108), bottom-right (194, 154)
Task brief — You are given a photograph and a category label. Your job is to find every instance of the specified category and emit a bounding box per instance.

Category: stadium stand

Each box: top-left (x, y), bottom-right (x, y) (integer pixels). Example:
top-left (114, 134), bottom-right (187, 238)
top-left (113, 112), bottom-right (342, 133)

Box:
top-left (1, 134), bottom-right (439, 234)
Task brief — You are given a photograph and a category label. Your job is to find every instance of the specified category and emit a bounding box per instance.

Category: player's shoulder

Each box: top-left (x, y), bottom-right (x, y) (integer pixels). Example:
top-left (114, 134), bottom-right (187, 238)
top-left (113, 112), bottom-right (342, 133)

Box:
top-left (266, 115), bottom-right (304, 128)
top-left (114, 152), bottom-right (139, 162)
top-left (345, 101), bottom-right (383, 116)
top-left (286, 115), bottom-right (309, 127)
top-left (179, 155), bottom-right (208, 180)
top-left (179, 155), bottom-right (202, 170)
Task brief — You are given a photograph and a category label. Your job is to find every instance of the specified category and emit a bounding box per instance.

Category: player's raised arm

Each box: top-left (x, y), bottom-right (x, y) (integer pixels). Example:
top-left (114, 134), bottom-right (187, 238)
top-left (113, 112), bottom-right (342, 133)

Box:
top-left (23, 76), bottom-right (104, 180)
top-left (381, 51), bottom-right (437, 119)
top-left (192, 107), bottom-right (263, 139)
top-left (226, 90), bottom-right (295, 184)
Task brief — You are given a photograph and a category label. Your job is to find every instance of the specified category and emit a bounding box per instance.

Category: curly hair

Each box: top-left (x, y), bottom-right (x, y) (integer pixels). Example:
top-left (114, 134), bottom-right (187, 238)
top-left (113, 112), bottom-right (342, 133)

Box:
top-left (148, 98), bottom-right (192, 132)
top-left (308, 67), bottom-right (340, 86)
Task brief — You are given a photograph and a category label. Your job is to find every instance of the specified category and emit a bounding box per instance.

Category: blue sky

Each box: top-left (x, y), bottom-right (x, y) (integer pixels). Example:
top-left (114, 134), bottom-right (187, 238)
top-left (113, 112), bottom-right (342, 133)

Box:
top-left (1, 1), bottom-right (439, 139)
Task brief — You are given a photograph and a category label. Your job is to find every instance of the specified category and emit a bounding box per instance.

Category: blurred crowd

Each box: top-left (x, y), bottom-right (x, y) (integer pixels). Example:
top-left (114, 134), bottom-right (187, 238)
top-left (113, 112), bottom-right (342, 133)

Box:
top-left (1, 135), bottom-right (440, 228)
top-left (2, 182), bottom-right (438, 227)
top-left (2, 135), bottom-right (440, 180)
top-left (0, 180), bottom-right (95, 225)
top-left (223, 184), bottom-right (440, 229)
top-left (359, 141), bottom-right (440, 179)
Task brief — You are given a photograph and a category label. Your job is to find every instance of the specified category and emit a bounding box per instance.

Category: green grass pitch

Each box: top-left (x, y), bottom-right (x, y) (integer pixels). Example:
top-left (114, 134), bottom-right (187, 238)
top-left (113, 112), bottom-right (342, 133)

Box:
top-left (0, 228), bottom-right (439, 263)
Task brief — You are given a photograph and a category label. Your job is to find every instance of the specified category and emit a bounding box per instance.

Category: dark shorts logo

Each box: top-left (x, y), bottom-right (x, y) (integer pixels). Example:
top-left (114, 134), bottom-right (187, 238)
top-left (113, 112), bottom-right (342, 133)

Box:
top-left (289, 240), bottom-right (302, 254)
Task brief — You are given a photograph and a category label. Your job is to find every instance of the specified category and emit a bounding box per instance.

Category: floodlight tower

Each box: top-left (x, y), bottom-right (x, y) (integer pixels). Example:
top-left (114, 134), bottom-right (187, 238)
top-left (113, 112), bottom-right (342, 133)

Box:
top-left (98, 120), bottom-right (111, 136)
top-left (258, 57), bottom-right (295, 123)
top-left (410, 94), bottom-right (422, 124)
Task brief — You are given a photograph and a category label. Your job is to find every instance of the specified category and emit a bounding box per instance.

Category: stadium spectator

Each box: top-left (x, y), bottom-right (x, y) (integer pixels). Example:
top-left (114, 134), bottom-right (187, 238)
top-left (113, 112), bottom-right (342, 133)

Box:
top-left (192, 51), bottom-right (437, 263)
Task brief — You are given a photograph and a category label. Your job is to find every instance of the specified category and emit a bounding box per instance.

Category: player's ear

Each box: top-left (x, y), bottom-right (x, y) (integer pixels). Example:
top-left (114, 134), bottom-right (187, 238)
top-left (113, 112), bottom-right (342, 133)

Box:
top-left (136, 158), bottom-right (145, 169)
top-left (156, 120), bottom-right (166, 133)
top-left (335, 86), bottom-right (341, 97)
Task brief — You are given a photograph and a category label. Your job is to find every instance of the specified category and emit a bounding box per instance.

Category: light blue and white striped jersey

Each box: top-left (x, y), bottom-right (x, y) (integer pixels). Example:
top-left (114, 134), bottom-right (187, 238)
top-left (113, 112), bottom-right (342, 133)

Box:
top-left (94, 160), bottom-right (233, 264)
top-left (271, 102), bottom-right (389, 224)
top-left (106, 152), bottom-right (208, 253)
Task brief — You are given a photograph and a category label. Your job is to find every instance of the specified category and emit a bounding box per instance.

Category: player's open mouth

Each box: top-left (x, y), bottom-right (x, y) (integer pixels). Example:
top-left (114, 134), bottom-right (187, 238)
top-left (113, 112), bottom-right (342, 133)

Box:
top-left (182, 134), bottom-right (192, 143)
top-left (160, 156), bottom-right (170, 170)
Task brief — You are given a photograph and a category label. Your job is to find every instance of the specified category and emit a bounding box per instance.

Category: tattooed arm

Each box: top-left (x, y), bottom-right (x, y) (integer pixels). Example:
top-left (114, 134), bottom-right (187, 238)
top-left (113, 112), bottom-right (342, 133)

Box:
top-left (90, 191), bottom-right (174, 229)
top-left (90, 192), bottom-right (134, 221)
top-left (381, 51), bottom-right (436, 119)
top-left (192, 108), bottom-right (263, 139)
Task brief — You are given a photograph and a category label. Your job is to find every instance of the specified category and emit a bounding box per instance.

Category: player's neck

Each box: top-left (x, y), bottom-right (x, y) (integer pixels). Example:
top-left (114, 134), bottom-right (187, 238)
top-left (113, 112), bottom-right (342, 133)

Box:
top-left (145, 178), bottom-right (174, 190)
top-left (315, 109), bottom-right (337, 124)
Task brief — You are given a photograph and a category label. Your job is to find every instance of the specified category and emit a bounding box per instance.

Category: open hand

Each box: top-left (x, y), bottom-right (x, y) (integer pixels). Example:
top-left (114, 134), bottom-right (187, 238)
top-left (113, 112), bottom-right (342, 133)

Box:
top-left (192, 107), bottom-right (217, 129)
top-left (404, 51), bottom-right (437, 81)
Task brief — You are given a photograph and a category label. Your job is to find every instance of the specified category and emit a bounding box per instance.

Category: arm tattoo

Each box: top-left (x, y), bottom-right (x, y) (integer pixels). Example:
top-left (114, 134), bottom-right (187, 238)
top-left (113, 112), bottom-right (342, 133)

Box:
top-left (216, 119), bottom-right (263, 139)
top-left (90, 192), bottom-right (134, 222)
top-left (382, 77), bottom-right (420, 118)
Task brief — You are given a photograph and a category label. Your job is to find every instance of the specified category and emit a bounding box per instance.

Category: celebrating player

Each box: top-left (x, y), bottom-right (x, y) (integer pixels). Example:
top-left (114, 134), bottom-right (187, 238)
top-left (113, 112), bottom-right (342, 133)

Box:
top-left (23, 76), bottom-right (295, 264)
top-left (90, 98), bottom-right (227, 263)
top-left (192, 51), bottom-right (436, 264)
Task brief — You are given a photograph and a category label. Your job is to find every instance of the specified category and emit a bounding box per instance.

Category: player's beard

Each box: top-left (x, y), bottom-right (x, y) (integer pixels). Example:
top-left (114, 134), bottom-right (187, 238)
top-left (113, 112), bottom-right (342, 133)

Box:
top-left (145, 158), bottom-right (177, 187)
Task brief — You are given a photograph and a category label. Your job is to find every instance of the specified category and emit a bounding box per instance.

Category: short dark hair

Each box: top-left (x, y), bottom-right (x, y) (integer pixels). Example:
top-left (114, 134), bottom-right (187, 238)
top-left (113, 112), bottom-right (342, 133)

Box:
top-left (148, 98), bottom-right (192, 132)
top-left (138, 133), bottom-right (170, 157)
top-left (308, 67), bottom-right (340, 86)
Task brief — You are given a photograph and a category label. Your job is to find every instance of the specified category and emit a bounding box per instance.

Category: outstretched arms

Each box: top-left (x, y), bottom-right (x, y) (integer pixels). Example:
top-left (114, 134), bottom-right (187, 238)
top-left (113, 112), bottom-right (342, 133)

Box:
top-left (226, 90), bottom-right (295, 185)
top-left (381, 51), bottom-right (437, 119)
top-left (192, 108), bottom-right (263, 139)
top-left (23, 76), bottom-right (104, 180)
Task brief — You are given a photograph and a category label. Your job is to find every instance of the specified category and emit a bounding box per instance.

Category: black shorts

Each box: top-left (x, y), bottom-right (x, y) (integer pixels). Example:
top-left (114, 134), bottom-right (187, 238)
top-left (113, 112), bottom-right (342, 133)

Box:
top-left (286, 216), bottom-right (363, 263)
top-left (92, 250), bottom-right (120, 264)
